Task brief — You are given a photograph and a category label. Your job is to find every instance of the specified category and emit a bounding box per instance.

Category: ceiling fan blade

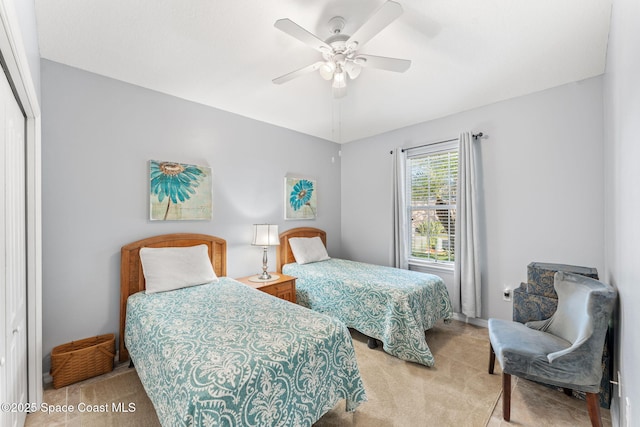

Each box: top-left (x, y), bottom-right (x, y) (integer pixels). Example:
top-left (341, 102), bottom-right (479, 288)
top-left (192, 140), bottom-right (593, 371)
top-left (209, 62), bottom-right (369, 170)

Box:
top-left (274, 19), bottom-right (332, 53)
top-left (272, 62), bottom-right (324, 85)
top-left (346, 1), bottom-right (403, 50)
top-left (355, 54), bottom-right (411, 73)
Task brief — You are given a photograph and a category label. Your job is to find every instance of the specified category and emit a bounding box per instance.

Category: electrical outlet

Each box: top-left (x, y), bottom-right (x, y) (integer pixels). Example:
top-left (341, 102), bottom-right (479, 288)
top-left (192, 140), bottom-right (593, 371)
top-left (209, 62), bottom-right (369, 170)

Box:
top-left (502, 287), bottom-right (512, 302)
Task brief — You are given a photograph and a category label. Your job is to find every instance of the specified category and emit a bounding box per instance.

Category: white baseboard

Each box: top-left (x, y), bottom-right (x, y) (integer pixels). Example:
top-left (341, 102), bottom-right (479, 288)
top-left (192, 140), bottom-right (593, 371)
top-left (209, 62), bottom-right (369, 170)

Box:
top-left (452, 312), bottom-right (488, 328)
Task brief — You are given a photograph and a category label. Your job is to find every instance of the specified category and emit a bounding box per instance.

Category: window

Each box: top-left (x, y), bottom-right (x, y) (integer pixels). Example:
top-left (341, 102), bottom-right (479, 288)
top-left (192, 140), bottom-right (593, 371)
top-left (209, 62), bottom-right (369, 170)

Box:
top-left (407, 142), bottom-right (458, 265)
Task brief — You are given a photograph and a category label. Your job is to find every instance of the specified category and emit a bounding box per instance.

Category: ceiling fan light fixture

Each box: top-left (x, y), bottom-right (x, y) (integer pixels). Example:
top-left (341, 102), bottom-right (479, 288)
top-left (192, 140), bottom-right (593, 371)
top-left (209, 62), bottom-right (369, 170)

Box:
top-left (319, 61), bottom-right (336, 80)
top-left (332, 71), bottom-right (346, 89)
top-left (344, 62), bottom-right (362, 79)
top-left (332, 85), bottom-right (347, 98)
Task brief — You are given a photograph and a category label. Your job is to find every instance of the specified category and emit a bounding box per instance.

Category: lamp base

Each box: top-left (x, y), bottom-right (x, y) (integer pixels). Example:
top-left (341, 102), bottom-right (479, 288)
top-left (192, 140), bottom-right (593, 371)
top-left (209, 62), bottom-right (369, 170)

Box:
top-left (248, 274), bottom-right (280, 283)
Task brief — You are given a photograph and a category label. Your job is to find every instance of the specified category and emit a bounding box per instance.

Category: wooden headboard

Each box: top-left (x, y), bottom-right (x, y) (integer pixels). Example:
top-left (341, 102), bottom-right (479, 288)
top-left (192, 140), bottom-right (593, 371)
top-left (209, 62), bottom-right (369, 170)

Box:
top-left (276, 227), bottom-right (327, 272)
top-left (119, 233), bottom-right (227, 362)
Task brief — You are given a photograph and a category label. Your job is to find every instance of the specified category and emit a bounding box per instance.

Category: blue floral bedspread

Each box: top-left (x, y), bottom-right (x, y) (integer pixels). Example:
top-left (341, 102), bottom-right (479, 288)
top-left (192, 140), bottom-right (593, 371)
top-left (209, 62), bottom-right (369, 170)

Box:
top-left (125, 278), bottom-right (367, 427)
top-left (283, 259), bottom-right (453, 366)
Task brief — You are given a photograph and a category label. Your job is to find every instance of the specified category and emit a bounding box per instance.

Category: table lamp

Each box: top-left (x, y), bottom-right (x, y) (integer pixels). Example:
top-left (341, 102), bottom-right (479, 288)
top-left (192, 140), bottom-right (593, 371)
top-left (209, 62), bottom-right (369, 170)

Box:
top-left (250, 224), bottom-right (280, 282)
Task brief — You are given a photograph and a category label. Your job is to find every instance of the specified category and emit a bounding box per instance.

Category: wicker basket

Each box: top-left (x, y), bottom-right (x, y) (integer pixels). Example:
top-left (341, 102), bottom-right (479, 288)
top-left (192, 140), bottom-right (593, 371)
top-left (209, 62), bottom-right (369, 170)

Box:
top-left (50, 333), bottom-right (115, 389)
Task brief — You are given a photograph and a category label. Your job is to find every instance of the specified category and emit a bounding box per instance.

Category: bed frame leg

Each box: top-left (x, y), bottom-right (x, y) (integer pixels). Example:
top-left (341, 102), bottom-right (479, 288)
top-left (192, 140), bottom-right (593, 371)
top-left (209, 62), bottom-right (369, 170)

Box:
top-left (367, 337), bottom-right (378, 349)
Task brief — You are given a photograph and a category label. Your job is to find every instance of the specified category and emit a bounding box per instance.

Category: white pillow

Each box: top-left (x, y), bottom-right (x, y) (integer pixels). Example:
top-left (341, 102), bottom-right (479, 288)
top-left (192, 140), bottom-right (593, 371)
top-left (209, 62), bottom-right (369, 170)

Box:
top-left (139, 244), bottom-right (218, 294)
top-left (289, 237), bottom-right (330, 264)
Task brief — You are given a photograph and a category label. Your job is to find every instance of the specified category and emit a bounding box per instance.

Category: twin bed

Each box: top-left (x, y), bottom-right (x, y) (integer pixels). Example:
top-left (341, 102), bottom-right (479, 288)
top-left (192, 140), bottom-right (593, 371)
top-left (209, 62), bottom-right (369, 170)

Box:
top-left (277, 227), bottom-right (453, 367)
top-left (120, 233), bottom-right (366, 427)
top-left (119, 229), bottom-right (453, 426)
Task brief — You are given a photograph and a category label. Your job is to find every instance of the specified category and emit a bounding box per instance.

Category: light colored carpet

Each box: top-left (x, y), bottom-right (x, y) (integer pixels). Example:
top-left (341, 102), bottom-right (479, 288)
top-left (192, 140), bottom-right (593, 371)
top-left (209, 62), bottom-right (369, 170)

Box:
top-left (80, 370), bottom-right (160, 426)
top-left (76, 321), bottom-right (501, 427)
top-left (315, 323), bottom-right (502, 426)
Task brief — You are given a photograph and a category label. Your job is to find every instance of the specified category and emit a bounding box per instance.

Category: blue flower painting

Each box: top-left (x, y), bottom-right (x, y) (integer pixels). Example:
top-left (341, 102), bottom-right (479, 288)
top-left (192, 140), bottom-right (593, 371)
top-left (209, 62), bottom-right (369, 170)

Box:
top-left (285, 177), bottom-right (317, 220)
top-left (149, 160), bottom-right (212, 220)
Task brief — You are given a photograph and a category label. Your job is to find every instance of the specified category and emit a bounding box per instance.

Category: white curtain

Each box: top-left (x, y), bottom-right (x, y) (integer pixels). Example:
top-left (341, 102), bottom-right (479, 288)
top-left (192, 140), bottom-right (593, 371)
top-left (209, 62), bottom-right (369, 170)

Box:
top-left (392, 148), bottom-right (409, 269)
top-left (454, 132), bottom-right (482, 317)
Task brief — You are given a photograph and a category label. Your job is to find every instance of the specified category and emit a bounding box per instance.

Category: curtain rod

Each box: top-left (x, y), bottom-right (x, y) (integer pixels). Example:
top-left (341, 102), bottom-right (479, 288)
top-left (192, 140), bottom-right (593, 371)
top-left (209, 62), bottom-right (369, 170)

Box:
top-left (390, 132), bottom-right (484, 154)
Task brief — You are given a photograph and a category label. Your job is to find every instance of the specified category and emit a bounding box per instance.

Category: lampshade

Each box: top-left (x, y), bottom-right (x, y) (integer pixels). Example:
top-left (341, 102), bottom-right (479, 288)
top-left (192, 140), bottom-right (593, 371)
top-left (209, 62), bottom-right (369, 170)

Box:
top-left (252, 224), bottom-right (280, 247)
top-left (332, 68), bottom-right (347, 89)
top-left (344, 62), bottom-right (362, 79)
top-left (319, 61), bottom-right (336, 80)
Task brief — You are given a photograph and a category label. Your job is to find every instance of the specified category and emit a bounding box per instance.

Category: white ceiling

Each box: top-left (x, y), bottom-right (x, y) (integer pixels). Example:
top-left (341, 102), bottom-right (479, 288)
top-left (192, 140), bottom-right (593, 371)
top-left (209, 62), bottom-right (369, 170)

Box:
top-left (34, 0), bottom-right (611, 144)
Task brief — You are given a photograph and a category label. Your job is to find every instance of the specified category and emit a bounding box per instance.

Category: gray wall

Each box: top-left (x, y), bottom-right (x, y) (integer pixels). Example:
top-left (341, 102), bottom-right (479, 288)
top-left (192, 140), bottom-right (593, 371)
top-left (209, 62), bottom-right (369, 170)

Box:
top-left (341, 77), bottom-right (605, 322)
top-left (41, 59), bottom-right (341, 371)
top-left (603, 0), bottom-right (640, 424)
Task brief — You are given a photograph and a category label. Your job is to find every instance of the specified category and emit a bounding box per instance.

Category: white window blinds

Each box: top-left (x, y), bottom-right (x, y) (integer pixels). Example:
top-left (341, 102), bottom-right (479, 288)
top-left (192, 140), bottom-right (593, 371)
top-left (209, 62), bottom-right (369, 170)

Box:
top-left (407, 142), bottom-right (458, 265)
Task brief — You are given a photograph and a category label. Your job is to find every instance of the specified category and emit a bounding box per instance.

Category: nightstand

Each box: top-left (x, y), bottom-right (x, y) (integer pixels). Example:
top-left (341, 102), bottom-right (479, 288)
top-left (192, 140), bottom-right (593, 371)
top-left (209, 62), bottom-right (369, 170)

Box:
top-left (235, 273), bottom-right (297, 303)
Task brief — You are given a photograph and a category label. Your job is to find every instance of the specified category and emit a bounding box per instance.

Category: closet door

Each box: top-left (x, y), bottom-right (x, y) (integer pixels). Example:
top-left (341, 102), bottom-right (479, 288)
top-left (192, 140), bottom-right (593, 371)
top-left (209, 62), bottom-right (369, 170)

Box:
top-left (1, 64), bottom-right (27, 427)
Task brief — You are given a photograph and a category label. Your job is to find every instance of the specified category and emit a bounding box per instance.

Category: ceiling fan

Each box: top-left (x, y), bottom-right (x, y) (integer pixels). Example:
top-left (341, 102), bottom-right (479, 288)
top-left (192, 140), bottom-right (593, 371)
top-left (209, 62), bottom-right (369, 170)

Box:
top-left (272, 1), bottom-right (411, 98)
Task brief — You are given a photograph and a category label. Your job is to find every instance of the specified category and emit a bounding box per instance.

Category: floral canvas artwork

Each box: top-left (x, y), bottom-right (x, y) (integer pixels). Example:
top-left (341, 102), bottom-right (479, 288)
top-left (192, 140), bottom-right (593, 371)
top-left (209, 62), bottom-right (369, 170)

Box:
top-left (149, 160), bottom-right (212, 220)
top-left (285, 177), bottom-right (317, 220)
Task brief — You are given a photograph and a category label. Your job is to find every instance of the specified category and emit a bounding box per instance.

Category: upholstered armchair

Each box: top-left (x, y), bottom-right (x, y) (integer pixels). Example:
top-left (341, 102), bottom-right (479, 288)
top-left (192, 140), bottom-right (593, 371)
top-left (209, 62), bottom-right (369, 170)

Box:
top-left (488, 271), bottom-right (617, 427)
